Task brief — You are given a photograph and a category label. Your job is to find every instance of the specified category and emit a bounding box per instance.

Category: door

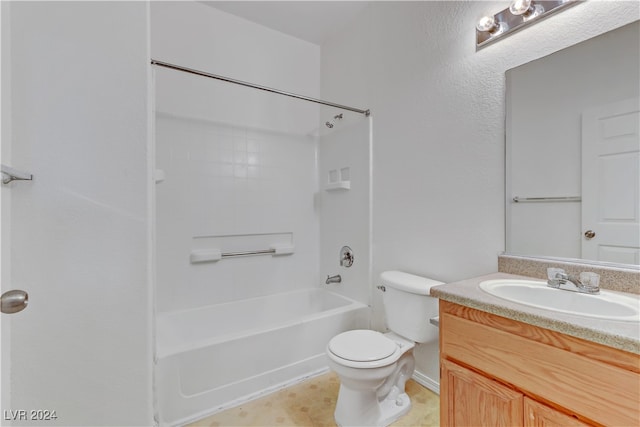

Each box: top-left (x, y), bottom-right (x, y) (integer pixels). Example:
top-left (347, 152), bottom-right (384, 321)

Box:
top-left (582, 98), bottom-right (640, 264)
top-left (1, 2), bottom-right (153, 425)
top-left (1, 2), bottom-right (43, 422)
top-left (441, 359), bottom-right (524, 427)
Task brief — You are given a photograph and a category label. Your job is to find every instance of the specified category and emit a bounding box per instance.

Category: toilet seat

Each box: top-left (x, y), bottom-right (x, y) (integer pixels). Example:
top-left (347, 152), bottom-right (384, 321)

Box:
top-left (328, 330), bottom-right (401, 368)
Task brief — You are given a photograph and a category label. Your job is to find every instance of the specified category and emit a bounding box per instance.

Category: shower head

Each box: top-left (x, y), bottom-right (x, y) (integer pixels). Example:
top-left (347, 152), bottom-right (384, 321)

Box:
top-left (325, 113), bottom-right (343, 129)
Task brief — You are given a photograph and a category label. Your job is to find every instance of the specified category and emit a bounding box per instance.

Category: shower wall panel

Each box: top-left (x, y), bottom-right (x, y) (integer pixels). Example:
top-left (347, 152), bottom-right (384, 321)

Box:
top-left (318, 114), bottom-right (371, 305)
top-left (151, 2), bottom-right (322, 313)
top-left (155, 115), bottom-right (320, 312)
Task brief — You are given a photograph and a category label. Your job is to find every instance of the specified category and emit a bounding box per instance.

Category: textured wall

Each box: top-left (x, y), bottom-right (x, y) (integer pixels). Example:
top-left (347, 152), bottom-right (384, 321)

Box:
top-left (320, 0), bottom-right (639, 387)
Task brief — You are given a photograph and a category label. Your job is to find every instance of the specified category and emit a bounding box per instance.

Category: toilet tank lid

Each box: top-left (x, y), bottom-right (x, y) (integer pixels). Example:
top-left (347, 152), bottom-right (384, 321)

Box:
top-left (380, 271), bottom-right (444, 295)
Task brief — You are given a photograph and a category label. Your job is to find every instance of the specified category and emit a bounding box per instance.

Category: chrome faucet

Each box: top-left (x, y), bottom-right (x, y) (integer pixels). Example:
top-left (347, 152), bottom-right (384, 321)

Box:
top-left (546, 268), bottom-right (600, 294)
top-left (340, 246), bottom-right (354, 268)
top-left (326, 274), bottom-right (342, 285)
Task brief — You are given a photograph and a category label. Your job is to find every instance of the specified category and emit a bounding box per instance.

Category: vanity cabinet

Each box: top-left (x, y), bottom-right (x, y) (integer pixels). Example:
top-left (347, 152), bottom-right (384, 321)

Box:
top-left (439, 301), bottom-right (640, 427)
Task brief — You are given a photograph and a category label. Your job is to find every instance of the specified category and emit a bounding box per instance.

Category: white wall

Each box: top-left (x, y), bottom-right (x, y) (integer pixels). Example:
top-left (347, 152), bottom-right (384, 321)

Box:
top-left (507, 21), bottom-right (640, 259)
top-left (3, 2), bottom-right (152, 425)
top-left (320, 0), bottom-right (639, 385)
top-left (151, 2), bottom-right (322, 312)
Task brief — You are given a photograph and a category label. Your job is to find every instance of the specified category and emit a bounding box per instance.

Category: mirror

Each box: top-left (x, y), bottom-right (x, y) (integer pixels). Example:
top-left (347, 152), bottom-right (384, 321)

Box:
top-left (506, 21), bottom-right (640, 266)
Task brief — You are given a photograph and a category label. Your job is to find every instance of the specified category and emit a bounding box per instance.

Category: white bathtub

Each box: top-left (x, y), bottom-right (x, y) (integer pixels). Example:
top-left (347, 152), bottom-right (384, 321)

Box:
top-left (155, 288), bottom-right (369, 426)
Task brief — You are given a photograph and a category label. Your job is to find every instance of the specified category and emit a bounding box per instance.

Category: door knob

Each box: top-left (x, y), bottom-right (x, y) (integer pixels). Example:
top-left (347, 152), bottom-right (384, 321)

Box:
top-left (584, 230), bottom-right (596, 239)
top-left (1, 289), bottom-right (28, 314)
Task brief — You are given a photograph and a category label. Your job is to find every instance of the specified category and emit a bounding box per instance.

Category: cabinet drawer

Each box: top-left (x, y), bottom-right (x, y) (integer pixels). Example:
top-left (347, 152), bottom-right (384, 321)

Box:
top-left (440, 305), bottom-right (640, 426)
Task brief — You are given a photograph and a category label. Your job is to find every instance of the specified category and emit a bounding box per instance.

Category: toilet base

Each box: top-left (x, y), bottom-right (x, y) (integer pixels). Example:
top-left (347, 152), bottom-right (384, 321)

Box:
top-left (334, 387), bottom-right (412, 427)
top-left (377, 391), bottom-right (412, 427)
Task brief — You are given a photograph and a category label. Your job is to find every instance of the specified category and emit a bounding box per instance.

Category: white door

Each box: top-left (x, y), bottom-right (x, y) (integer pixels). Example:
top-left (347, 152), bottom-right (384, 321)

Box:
top-left (0, 2), bottom-right (55, 426)
top-left (1, 2), bottom-right (153, 425)
top-left (582, 98), bottom-right (640, 264)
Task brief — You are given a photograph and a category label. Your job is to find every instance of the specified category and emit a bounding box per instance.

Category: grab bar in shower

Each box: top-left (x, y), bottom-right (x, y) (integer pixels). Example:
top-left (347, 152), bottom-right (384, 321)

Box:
top-left (512, 196), bottom-right (581, 203)
top-left (223, 249), bottom-right (276, 258)
top-left (190, 245), bottom-right (295, 263)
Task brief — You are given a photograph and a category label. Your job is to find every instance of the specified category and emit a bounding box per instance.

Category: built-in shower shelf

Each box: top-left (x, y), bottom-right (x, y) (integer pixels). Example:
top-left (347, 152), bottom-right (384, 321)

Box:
top-left (325, 167), bottom-right (350, 191)
top-left (325, 181), bottom-right (351, 191)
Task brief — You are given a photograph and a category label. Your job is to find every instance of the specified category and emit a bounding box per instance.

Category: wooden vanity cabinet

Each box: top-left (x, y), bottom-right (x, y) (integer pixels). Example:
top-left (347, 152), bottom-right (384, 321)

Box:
top-left (439, 301), bottom-right (640, 427)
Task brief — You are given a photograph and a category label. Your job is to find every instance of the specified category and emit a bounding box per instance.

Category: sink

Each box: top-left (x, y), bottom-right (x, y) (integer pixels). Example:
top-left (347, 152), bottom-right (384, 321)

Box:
top-left (478, 279), bottom-right (640, 322)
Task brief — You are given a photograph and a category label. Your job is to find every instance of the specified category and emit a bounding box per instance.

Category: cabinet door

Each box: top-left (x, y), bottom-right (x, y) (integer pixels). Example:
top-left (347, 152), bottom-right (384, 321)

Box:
top-left (441, 359), bottom-right (524, 427)
top-left (524, 398), bottom-right (592, 426)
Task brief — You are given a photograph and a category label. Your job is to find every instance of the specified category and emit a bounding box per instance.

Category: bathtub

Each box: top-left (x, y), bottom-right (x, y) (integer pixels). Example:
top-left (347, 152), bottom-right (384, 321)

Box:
top-left (155, 288), bottom-right (369, 426)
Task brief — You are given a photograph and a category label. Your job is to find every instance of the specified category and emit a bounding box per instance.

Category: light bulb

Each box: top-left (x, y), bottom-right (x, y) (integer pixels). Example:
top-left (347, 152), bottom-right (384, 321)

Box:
top-left (510, 0), bottom-right (544, 19)
top-left (476, 15), bottom-right (497, 32)
top-left (509, 0), bottom-right (532, 15)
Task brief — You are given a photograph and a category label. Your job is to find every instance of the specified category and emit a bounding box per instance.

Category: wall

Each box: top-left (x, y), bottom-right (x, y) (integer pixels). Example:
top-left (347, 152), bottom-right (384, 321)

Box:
top-left (2, 2), bottom-right (152, 425)
top-left (507, 21), bottom-right (640, 259)
top-left (151, 2), bottom-right (322, 312)
top-left (320, 0), bottom-right (639, 386)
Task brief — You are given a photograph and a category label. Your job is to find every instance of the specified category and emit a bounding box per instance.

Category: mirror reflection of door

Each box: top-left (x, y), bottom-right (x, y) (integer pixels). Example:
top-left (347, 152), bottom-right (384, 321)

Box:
top-left (581, 98), bottom-right (640, 264)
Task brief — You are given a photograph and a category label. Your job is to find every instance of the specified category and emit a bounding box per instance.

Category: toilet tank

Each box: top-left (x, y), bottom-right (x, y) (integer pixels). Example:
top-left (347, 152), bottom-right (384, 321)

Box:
top-left (380, 271), bottom-right (443, 343)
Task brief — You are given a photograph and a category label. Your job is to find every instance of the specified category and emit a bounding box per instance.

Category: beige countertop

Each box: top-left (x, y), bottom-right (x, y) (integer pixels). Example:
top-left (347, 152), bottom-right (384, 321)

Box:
top-left (430, 272), bottom-right (640, 355)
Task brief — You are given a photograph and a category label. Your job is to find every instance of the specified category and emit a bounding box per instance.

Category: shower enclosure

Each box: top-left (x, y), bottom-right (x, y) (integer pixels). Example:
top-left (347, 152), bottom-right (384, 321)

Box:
top-left (152, 61), bottom-right (372, 426)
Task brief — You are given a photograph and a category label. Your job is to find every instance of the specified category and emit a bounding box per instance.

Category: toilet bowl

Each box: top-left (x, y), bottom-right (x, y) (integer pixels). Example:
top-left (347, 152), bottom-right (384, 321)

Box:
top-left (326, 271), bottom-right (443, 427)
top-left (327, 330), bottom-right (415, 427)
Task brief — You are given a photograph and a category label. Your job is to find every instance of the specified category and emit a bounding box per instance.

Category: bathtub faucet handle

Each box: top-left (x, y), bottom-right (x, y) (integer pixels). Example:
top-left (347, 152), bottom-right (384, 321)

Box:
top-left (340, 246), bottom-right (354, 268)
top-left (326, 274), bottom-right (342, 285)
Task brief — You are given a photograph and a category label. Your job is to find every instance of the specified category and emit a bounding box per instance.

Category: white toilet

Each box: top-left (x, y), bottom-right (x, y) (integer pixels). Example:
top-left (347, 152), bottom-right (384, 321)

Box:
top-left (326, 270), bottom-right (443, 427)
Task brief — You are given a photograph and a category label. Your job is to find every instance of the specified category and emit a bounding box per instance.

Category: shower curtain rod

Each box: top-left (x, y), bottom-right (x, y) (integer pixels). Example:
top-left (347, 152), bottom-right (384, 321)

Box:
top-left (151, 60), bottom-right (371, 116)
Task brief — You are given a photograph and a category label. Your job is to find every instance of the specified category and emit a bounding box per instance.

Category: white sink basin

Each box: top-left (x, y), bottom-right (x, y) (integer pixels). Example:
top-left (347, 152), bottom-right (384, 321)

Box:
top-left (478, 279), bottom-right (640, 322)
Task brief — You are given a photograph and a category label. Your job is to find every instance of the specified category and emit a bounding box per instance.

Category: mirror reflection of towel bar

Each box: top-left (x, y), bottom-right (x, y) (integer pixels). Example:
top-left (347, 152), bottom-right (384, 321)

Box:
top-left (512, 196), bottom-right (581, 203)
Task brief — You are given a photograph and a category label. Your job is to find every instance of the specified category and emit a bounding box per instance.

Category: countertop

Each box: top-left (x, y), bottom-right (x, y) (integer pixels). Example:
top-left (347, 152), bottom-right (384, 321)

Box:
top-left (430, 272), bottom-right (640, 354)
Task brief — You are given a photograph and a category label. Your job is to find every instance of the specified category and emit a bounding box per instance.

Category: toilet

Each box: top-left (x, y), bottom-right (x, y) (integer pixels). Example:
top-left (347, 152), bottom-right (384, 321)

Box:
top-left (326, 270), bottom-right (443, 427)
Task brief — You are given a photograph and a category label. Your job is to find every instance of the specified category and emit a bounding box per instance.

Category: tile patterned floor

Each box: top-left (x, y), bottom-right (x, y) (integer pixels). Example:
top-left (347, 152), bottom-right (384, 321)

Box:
top-left (188, 372), bottom-right (440, 427)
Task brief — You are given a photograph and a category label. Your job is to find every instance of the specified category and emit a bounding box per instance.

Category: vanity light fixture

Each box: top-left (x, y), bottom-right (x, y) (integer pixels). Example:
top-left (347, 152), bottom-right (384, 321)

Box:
top-left (476, 0), bottom-right (582, 50)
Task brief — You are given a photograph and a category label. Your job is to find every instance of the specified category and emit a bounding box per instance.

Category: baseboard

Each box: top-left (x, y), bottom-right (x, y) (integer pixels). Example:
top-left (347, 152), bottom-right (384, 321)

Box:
top-left (412, 370), bottom-right (440, 395)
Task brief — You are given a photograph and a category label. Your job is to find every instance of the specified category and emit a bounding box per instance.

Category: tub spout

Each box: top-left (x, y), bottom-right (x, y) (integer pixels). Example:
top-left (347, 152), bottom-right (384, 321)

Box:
top-left (326, 274), bottom-right (342, 285)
